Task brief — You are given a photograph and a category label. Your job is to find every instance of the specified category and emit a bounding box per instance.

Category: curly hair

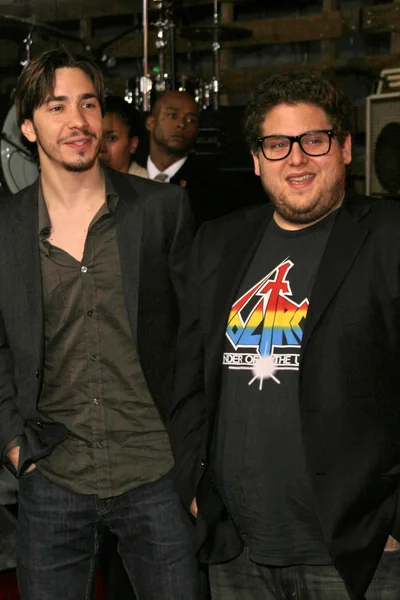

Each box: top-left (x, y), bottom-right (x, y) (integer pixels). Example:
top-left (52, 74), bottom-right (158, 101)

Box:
top-left (15, 48), bottom-right (105, 127)
top-left (243, 72), bottom-right (352, 153)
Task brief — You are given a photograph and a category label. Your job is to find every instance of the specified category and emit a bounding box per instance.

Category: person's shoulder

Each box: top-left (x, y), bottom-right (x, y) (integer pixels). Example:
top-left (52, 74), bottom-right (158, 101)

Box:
top-left (110, 168), bottom-right (182, 198)
top-left (0, 179), bottom-right (38, 213)
top-left (198, 202), bottom-right (271, 238)
top-left (128, 161), bottom-right (149, 179)
top-left (345, 193), bottom-right (400, 247)
top-left (347, 192), bottom-right (400, 221)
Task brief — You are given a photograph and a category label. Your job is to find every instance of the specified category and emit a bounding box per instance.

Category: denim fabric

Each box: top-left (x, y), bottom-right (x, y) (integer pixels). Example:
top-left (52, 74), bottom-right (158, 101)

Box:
top-left (209, 546), bottom-right (400, 599)
top-left (17, 468), bottom-right (202, 600)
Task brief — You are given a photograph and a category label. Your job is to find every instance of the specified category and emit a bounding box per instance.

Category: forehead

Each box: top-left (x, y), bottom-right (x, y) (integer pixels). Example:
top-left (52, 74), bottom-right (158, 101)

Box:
top-left (49, 67), bottom-right (95, 96)
top-left (261, 103), bottom-right (331, 135)
top-left (102, 112), bottom-right (128, 131)
top-left (158, 93), bottom-right (197, 114)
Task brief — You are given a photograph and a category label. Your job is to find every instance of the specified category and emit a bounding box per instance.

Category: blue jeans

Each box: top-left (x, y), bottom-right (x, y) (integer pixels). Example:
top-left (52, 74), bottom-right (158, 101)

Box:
top-left (209, 546), bottom-right (400, 599)
top-left (17, 468), bottom-right (203, 600)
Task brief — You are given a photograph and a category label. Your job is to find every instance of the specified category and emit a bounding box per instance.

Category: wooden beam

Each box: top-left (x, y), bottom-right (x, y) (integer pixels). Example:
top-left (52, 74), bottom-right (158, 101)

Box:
top-left (220, 54), bottom-right (398, 94)
top-left (193, 10), bottom-right (360, 47)
top-left (391, 0), bottom-right (400, 53)
top-left (0, 9), bottom-right (361, 69)
top-left (322, 0), bottom-right (338, 62)
top-left (0, 0), bottom-right (248, 22)
top-left (362, 3), bottom-right (400, 34)
top-left (3, 1), bottom-right (400, 37)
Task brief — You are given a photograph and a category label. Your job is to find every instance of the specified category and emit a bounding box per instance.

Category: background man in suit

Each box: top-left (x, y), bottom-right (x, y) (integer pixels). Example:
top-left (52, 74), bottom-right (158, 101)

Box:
top-left (168, 72), bottom-right (400, 600)
top-left (146, 90), bottom-right (228, 230)
top-left (0, 48), bottom-right (201, 600)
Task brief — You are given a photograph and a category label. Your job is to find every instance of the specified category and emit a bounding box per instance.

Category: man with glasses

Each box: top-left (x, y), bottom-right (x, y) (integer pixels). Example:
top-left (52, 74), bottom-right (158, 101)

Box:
top-left (168, 72), bottom-right (400, 599)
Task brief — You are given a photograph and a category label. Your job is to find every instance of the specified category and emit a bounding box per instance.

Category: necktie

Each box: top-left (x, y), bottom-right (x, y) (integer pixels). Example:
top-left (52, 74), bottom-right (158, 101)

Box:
top-left (154, 173), bottom-right (168, 182)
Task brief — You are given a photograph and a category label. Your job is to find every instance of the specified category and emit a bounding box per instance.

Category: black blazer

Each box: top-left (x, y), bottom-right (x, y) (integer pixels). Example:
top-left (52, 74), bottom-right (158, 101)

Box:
top-left (169, 154), bottom-right (230, 230)
top-left (168, 193), bottom-right (400, 600)
top-left (0, 168), bottom-right (193, 476)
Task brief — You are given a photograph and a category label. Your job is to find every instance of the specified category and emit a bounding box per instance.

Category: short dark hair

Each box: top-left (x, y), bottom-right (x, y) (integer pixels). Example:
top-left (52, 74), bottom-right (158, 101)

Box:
top-left (243, 72), bottom-right (352, 152)
top-left (15, 48), bottom-right (105, 127)
top-left (104, 95), bottom-right (143, 138)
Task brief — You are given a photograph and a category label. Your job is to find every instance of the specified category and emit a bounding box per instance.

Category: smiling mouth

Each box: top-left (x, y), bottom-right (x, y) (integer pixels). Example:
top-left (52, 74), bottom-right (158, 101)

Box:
top-left (287, 174), bottom-right (315, 184)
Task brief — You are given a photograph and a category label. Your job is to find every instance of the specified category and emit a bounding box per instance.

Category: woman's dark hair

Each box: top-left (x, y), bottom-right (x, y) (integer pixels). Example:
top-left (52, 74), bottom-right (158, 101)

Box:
top-left (104, 95), bottom-right (143, 139)
top-left (244, 72), bottom-right (352, 152)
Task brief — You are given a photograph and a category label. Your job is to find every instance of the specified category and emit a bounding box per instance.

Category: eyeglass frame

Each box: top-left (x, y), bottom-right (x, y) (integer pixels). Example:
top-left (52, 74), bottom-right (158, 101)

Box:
top-left (257, 129), bottom-right (336, 161)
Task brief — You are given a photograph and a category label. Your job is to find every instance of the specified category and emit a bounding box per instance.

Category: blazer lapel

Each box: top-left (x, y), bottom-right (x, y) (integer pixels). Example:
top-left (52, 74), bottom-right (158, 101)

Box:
top-left (111, 170), bottom-right (142, 349)
top-left (11, 180), bottom-right (43, 361)
top-left (301, 197), bottom-right (371, 358)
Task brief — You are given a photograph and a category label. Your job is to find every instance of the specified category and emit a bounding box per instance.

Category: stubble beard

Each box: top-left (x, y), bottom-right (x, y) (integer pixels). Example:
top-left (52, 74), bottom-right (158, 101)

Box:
top-left (153, 127), bottom-right (192, 158)
top-left (265, 172), bottom-right (346, 227)
top-left (34, 126), bottom-right (101, 173)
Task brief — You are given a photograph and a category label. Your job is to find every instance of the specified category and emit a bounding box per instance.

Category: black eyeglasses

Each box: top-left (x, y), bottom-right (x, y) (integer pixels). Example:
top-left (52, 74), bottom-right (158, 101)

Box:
top-left (257, 129), bottom-right (335, 161)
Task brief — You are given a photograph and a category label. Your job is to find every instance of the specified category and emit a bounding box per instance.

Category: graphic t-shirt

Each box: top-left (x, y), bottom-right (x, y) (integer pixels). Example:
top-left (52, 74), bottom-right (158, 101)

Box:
top-left (213, 211), bottom-right (338, 566)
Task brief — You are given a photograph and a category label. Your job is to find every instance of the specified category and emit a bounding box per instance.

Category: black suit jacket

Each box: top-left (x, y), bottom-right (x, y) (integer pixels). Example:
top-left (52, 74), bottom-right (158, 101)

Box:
top-left (169, 154), bottom-right (230, 231)
top-left (168, 193), bottom-right (400, 600)
top-left (0, 168), bottom-right (193, 476)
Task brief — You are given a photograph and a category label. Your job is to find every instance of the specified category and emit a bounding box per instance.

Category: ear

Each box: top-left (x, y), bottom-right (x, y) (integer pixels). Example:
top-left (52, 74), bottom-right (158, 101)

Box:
top-left (342, 133), bottom-right (352, 166)
top-left (146, 115), bottom-right (155, 133)
top-left (21, 119), bottom-right (37, 143)
top-left (251, 150), bottom-right (261, 176)
top-left (129, 135), bottom-right (139, 154)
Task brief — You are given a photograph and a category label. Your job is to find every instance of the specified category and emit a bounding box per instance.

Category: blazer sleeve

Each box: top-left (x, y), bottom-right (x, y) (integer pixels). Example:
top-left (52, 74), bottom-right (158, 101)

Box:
top-left (0, 309), bottom-right (25, 460)
top-left (167, 223), bottom-right (208, 511)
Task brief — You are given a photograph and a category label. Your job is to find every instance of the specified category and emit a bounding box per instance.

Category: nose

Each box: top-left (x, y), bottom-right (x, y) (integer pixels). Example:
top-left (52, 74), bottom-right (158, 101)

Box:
top-left (68, 105), bottom-right (89, 130)
top-left (175, 115), bottom-right (187, 130)
top-left (288, 140), bottom-right (308, 166)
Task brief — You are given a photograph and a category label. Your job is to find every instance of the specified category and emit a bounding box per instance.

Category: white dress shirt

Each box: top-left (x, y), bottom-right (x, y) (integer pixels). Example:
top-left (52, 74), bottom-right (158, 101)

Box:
top-left (146, 156), bottom-right (188, 182)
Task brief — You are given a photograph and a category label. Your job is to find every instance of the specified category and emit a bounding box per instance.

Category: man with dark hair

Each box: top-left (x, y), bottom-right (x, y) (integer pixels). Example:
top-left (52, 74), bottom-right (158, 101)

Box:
top-left (0, 48), bottom-right (201, 600)
top-left (169, 71), bottom-right (400, 599)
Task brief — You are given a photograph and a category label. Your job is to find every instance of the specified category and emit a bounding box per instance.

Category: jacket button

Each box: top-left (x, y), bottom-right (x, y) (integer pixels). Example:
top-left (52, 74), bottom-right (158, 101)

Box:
top-left (201, 459), bottom-right (206, 468)
top-left (35, 369), bottom-right (40, 378)
top-left (36, 421), bottom-right (44, 428)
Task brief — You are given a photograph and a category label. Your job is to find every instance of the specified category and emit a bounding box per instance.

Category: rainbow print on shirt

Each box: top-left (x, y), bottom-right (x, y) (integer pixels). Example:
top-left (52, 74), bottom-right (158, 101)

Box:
top-left (223, 259), bottom-right (309, 388)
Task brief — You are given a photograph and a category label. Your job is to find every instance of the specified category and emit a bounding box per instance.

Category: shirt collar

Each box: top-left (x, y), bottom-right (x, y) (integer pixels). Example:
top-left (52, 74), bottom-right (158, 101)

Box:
top-left (37, 167), bottom-right (118, 238)
top-left (38, 182), bottom-right (51, 239)
top-left (146, 155), bottom-right (188, 182)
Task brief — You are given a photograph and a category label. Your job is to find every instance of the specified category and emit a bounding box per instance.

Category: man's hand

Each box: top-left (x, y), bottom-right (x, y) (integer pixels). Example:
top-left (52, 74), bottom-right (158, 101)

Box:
top-left (190, 497), bottom-right (198, 518)
top-left (7, 446), bottom-right (36, 473)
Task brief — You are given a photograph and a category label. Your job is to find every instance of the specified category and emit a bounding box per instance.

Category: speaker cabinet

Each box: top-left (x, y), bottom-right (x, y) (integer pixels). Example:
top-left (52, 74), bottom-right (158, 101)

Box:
top-left (366, 92), bottom-right (400, 197)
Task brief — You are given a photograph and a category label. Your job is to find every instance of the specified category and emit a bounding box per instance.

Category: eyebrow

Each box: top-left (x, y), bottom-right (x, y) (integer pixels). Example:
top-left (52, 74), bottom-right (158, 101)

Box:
top-left (45, 93), bottom-right (98, 104)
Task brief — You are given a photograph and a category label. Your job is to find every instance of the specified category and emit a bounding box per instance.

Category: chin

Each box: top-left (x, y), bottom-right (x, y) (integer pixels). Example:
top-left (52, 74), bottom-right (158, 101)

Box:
top-left (167, 145), bottom-right (188, 157)
top-left (62, 157), bottom-right (97, 173)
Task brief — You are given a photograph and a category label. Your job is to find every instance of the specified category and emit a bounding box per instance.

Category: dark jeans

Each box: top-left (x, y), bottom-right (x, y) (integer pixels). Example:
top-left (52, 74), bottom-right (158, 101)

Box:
top-left (17, 468), bottom-right (202, 600)
top-left (209, 546), bottom-right (400, 599)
